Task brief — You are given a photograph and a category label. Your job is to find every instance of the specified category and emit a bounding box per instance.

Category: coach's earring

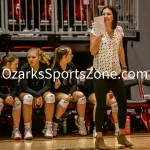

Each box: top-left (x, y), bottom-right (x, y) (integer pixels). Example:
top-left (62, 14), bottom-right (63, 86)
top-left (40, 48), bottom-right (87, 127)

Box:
top-left (117, 134), bottom-right (133, 147)
top-left (95, 137), bottom-right (110, 150)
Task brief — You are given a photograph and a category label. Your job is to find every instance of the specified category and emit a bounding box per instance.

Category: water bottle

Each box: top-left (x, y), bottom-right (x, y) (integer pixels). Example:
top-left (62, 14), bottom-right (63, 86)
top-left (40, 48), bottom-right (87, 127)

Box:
top-left (125, 116), bottom-right (131, 134)
top-left (63, 118), bottom-right (67, 135)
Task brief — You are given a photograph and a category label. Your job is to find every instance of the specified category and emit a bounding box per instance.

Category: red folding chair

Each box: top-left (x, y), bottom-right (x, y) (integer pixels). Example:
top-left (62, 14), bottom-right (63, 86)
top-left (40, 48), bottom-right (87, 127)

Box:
top-left (124, 75), bottom-right (150, 132)
top-left (140, 71), bottom-right (150, 132)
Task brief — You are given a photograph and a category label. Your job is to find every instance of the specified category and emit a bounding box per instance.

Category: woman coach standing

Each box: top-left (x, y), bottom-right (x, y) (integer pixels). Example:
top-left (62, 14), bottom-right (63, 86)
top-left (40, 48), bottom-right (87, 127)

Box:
top-left (90, 6), bottom-right (132, 149)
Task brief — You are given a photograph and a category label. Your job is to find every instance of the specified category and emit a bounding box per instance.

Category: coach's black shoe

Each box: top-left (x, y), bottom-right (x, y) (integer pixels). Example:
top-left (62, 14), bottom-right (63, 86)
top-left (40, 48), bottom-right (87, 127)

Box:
top-left (117, 134), bottom-right (133, 147)
top-left (95, 137), bottom-right (110, 150)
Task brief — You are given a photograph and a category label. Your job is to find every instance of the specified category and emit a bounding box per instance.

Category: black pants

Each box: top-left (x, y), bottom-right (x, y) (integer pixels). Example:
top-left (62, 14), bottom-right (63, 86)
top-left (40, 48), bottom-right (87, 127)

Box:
top-left (57, 0), bottom-right (74, 29)
top-left (22, 0), bottom-right (42, 30)
top-left (93, 70), bottom-right (127, 132)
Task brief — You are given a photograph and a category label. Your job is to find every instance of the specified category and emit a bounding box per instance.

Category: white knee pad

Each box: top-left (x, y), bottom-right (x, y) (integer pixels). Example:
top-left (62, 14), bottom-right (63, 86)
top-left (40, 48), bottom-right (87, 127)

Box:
top-left (111, 102), bottom-right (118, 112)
top-left (58, 99), bottom-right (69, 108)
top-left (44, 93), bottom-right (55, 103)
top-left (23, 94), bottom-right (33, 105)
top-left (77, 96), bottom-right (86, 104)
top-left (94, 103), bottom-right (97, 110)
top-left (13, 101), bottom-right (21, 110)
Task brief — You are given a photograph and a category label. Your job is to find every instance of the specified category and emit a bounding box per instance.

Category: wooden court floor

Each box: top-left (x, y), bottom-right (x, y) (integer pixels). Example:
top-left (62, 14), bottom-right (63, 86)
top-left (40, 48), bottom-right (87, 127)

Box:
top-left (0, 134), bottom-right (150, 150)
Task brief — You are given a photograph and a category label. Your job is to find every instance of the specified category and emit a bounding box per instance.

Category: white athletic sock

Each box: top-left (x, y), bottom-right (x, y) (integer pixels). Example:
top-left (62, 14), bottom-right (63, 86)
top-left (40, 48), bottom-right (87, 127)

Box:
top-left (115, 123), bottom-right (119, 131)
top-left (78, 117), bottom-right (84, 124)
top-left (45, 121), bottom-right (52, 128)
top-left (24, 122), bottom-right (31, 130)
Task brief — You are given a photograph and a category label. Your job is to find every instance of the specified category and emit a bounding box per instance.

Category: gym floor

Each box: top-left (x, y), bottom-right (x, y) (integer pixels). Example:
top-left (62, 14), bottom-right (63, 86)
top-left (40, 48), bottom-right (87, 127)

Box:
top-left (0, 134), bottom-right (150, 150)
